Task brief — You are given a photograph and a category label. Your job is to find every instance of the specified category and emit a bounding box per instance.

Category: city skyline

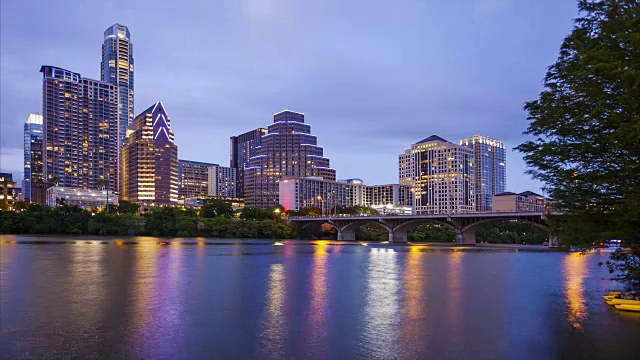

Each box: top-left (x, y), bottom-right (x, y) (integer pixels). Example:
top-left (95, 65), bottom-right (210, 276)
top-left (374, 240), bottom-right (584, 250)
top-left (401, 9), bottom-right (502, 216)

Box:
top-left (0, 0), bottom-right (579, 193)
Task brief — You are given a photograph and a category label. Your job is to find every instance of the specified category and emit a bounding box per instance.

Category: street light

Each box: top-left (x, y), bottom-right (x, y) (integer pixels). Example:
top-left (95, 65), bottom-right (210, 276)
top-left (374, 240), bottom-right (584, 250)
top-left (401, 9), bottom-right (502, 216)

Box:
top-left (317, 195), bottom-right (324, 217)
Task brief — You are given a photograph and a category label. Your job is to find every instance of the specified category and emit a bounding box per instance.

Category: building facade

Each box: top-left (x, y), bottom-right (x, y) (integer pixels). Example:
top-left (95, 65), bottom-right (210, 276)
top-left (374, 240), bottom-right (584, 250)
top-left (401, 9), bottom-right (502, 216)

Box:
top-left (279, 177), bottom-right (412, 215)
top-left (120, 102), bottom-right (178, 206)
top-left (399, 135), bottom-right (475, 214)
top-left (230, 128), bottom-right (267, 198)
top-left (47, 186), bottom-right (118, 209)
top-left (492, 191), bottom-right (546, 212)
top-left (0, 173), bottom-right (17, 203)
top-left (102, 23), bottom-right (134, 146)
top-left (23, 114), bottom-right (43, 202)
top-left (178, 160), bottom-right (218, 199)
top-left (245, 110), bottom-right (336, 208)
top-left (460, 135), bottom-right (506, 211)
top-left (208, 166), bottom-right (237, 197)
top-left (40, 66), bottom-right (119, 192)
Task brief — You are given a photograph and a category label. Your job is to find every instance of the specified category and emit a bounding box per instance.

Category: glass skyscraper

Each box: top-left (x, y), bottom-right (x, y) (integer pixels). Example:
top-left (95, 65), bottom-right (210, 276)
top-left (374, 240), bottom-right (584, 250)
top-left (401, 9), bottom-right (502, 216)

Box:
top-left (245, 110), bottom-right (336, 208)
top-left (101, 23), bottom-right (134, 145)
top-left (460, 135), bottom-right (506, 212)
top-left (230, 128), bottom-right (268, 198)
top-left (23, 114), bottom-right (43, 202)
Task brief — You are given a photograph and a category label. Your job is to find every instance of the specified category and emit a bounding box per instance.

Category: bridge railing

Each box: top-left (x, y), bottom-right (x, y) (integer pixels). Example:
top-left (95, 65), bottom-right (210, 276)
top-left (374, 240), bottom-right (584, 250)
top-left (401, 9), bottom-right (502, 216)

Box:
top-left (287, 210), bottom-right (560, 220)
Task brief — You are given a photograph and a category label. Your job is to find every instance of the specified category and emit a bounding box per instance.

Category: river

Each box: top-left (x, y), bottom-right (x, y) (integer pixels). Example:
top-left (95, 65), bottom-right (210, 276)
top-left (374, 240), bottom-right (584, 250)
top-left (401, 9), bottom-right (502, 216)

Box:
top-left (1, 235), bottom-right (639, 359)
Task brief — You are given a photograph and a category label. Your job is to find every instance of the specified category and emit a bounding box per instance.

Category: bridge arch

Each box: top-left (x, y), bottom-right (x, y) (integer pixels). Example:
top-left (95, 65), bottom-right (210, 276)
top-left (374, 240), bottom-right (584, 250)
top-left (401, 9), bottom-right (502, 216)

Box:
top-left (334, 219), bottom-right (391, 241)
top-left (458, 217), bottom-right (549, 244)
top-left (297, 221), bottom-right (339, 240)
top-left (386, 219), bottom-right (457, 243)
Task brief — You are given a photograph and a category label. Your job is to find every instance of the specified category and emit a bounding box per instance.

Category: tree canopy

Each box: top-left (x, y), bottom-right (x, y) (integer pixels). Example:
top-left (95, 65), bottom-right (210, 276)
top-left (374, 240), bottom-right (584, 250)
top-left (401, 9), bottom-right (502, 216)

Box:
top-left (516, 0), bottom-right (640, 243)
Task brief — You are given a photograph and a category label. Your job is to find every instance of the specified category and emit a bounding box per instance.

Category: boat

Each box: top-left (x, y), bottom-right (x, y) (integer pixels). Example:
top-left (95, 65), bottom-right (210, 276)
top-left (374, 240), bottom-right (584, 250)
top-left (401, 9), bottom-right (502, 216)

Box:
top-left (605, 298), bottom-right (640, 306)
top-left (614, 304), bottom-right (640, 312)
top-left (603, 291), bottom-right (623, 301)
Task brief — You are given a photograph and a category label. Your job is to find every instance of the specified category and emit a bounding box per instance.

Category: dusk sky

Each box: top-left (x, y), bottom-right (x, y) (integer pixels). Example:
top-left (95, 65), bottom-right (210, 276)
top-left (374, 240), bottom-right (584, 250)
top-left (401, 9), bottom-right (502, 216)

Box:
top-left (1, 0), bottom-right (579, 193)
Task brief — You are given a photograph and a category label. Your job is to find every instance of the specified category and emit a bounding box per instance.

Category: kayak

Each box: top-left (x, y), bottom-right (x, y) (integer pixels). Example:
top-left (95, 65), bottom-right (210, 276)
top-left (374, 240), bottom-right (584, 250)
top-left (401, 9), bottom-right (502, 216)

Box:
top-left (606, 298), bottom-right (640, 306)
top-left (615, 304), bottom-right (640, 312)
top-left (603, 292), bottom-right (623, 301)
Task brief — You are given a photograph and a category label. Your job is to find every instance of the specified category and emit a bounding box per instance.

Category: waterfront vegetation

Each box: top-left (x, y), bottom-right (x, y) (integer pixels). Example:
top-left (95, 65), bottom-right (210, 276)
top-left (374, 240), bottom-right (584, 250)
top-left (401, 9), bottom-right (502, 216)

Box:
top-left (516, 0), bottom-right (639, 289)
top-left (0, 199), bottom-right (296, 239)
top-left (1, 199), bottom-right (548, 244)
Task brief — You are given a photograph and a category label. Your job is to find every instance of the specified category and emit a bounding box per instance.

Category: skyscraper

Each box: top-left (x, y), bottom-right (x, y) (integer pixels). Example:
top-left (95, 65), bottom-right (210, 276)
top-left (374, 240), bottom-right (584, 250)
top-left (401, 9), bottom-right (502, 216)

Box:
top-left (208, 166), bottom-right (237, 197)
top-left (40, 66), bottom-right (118, 191)
top-left (121, 102), bottom-right (178, 206)
top-left (245, 110), bottom-right (336, 208)
top-left (23, 114), bottom-right (43, 202)
top-left (230, 128), bottom-right (267, 198)
top-left (399, 135), bottom-right (475, 214)
top-left (460, 135), bottom-right (506, 211)
top-left (101, 23), bottom-right (134, 145)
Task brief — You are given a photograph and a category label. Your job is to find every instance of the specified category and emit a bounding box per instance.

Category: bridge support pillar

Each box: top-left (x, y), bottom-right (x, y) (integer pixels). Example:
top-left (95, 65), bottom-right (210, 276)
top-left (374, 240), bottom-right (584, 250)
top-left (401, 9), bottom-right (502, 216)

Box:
top-left (548, 235), bottom-right (560, 248)
top-left (389, 229), bottom-right (407, 243)
top-left (337, 229), bottom-right (356, 241)
top-left (456, 228), bottom-right (476, 245)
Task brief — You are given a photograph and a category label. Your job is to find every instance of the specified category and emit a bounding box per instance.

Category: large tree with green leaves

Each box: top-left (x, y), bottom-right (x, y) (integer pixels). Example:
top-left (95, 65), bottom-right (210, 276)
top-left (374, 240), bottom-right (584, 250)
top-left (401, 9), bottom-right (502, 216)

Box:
top-left (516, 0), bottom-right (640, 244)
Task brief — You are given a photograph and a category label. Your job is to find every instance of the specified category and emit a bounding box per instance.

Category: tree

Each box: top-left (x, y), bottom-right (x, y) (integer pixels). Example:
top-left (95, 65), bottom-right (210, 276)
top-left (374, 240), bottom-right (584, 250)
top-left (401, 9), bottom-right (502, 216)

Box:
top-left (516, 0), bottom-right (640, 244)
top-left (200, 199), bottom-right (234, 218)
top-left (12, 201), bottom-right (29, 212)
top-left (116, 200), bottom-right (140, 214)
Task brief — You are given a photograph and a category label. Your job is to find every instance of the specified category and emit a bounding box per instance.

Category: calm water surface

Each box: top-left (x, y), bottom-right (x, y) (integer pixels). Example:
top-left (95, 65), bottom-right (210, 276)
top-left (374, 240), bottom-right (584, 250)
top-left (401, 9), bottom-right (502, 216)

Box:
top-left (1, 235), bottom-right (639, 360)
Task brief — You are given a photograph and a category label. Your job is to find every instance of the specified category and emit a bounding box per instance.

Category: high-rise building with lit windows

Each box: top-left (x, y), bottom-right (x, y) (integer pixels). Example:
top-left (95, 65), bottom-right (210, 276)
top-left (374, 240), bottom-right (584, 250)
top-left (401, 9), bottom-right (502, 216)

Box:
top-left (230, 128), bottom-right (267, 198)
top-left (460, 135), bottom-right (506, 212)
top-left (208, 166), bottom-right (237, 197)
top-left (178, 160), bottom-right (218, 199)
top-left (40, 66), bottom-right (119, 191)
top-left (23, 114), bottom-right (43, 202)
top-left (102, 23), bottom-right (134, 145)
top-left (399, 135), bottom-right (475, 214)
top-left (245, 110), bottom-right (336, 208)
top-left (120, 102), bottom-right (178, 206)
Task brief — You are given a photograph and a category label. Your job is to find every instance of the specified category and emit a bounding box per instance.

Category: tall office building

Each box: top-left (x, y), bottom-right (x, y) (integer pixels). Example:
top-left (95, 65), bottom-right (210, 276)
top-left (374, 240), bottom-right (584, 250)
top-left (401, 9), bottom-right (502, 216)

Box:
top-left (230, 128), bottom-right (267, 198)
top-left (178, 160), bottom-right (219, 199)
top-left (245, 110), bottom-right (336, 208)
top-left (40, 66), bottom-right (118, 191)
top-left (460, 135), bottom-right (506, 211)
top-left (23, 114), bottom-right (43, 202)
top-left (121, 102), bottom-right (178, 206)
top-left (399, 135), bottom-right (475, 214)
top-left (208, 166), bottom-right (237, 197)
top-left (101, 23), bottom-right (134, 145)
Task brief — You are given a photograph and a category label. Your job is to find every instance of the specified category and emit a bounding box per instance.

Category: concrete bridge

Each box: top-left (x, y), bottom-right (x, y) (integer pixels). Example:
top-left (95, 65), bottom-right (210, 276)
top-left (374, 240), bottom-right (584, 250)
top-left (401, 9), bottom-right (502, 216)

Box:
top-left (289, 212), bottom-right (560, 245)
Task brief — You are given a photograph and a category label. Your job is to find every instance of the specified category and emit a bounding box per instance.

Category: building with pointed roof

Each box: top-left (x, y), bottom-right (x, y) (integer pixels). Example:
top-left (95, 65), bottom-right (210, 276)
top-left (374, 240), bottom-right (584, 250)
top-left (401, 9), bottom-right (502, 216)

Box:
top-left (399, 134), bottom-right (475, 214)
top-left (120, 102), bottom-right (178, 207)
top-left (244, 110), bottom-right (336, 208)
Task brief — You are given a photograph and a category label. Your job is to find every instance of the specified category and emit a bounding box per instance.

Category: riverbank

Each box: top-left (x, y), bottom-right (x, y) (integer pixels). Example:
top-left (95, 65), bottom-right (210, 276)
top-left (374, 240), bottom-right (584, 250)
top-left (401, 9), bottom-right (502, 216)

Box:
top-left (0, 235), bottom-right (558, 252)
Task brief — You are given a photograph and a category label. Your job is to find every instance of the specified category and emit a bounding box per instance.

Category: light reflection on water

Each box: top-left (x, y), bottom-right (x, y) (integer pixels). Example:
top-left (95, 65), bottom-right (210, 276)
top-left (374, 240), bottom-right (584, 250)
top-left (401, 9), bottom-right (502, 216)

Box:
top-left (564, 252), bottom-right (588, 329)
top-left (305, 241), bottom-right (329, 356)
top-left (1, 236), bottom-right (639, 359)
top-left (362, 248), bottom-right (400, 358)
top-left (261, 263), bottom-right (286, 358)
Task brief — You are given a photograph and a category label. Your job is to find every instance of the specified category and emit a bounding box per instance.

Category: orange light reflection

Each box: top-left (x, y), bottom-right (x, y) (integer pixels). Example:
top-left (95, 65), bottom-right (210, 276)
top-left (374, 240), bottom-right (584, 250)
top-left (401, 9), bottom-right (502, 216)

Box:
top-left (563, 253), bottom-right (588, 329)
